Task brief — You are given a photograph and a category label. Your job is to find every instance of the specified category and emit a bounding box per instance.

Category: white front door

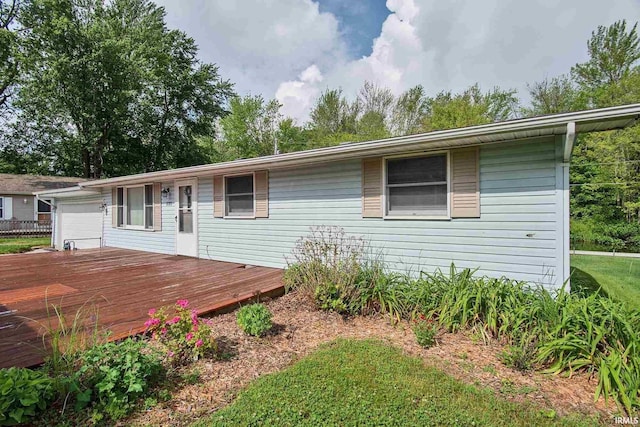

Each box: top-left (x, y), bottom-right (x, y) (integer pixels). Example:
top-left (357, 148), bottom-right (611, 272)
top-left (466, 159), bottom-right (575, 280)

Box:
top-left (175, 179), bottom-right (198, 257)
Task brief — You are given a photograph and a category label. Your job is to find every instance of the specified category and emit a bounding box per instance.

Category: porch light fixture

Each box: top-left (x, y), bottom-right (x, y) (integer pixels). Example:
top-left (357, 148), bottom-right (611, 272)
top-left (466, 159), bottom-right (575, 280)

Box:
top-left (162, 187), bottom-right (171, 196)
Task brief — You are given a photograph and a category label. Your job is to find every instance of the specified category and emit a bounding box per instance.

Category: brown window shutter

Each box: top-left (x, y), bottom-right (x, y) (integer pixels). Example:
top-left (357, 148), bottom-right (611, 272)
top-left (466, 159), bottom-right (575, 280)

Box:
top-left (255, 170), bottom-right (269, 218)
top-left (362, 158), bottom-right (383, 218)
top-left (111, 188), bottom-right (118, 228)
top-left (153, 183), bottom-right (162, 231)
top-left (213, 176), bottom-right (224, 218)
top-left (451, 147), bottom-right (480, 218)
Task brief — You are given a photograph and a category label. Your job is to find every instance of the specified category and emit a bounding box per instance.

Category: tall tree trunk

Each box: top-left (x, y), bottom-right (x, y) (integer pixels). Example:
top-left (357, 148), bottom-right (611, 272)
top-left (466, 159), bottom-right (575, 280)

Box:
top-left (93, 124), bottom-right (109, 179)
top-left (82, 148), bottom-right (91, 178)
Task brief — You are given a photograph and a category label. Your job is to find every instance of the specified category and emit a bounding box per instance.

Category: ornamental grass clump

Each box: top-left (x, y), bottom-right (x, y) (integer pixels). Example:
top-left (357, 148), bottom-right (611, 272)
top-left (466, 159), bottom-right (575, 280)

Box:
top-left (145, 299), bottom-right (216, 364)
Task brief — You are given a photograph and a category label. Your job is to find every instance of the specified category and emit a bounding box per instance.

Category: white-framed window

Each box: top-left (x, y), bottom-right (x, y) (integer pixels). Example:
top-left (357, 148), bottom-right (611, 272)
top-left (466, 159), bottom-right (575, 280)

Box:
top-left (0, 197), bottom-right (4, 219)
top-left (384, 152), bottom-right (449, 218)
top-left (225, 174), bottom-right (254, 217)
top-left (116, 184), bottom-right (154, 229)
top-left (37, 199), bottom-right (52, 220)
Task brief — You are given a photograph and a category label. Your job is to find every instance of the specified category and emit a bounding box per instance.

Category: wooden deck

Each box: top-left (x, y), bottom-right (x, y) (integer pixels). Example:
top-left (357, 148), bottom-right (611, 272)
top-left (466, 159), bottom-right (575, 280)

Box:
top-left (0, 248), bottom-right (283, 368)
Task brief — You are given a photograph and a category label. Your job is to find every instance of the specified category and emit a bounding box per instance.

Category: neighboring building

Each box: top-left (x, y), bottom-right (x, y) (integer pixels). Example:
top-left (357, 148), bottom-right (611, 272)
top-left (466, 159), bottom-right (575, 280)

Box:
top-left (36, 105), bottom-right (640, 291)
top-left (0, 174), bottom-right (87, 222)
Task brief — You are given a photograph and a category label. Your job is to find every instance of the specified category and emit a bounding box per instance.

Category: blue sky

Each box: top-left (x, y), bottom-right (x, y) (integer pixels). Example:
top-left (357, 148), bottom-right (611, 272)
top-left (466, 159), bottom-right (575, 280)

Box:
top-left (317, 0), bottom-right (390, 58)
top-left (155, 0), bottom-right (640, 123)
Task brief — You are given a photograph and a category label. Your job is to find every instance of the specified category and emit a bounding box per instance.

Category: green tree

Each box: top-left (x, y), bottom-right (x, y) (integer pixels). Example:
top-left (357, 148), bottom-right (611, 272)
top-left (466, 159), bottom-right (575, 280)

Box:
top-left (524, 75), bottom-right (581, 116)
top-left (422, 84), bottom-right (519, 131)
top-left (572, 20), bottom-right (640, 92)
top-left (308, 88), bottom-right (360, 146)
top-left (0, 0), bottom-right (21, 114)
top-left (12, 0), bottom-right (233, 178)
top-left (390, 85), bottom-right (428, 136)
top-left (217, 95), bottom-right (281, 159)
top-left (216, 95), bottom-right (305, 160)
top-left (569, 20), bottom-right (640, 224)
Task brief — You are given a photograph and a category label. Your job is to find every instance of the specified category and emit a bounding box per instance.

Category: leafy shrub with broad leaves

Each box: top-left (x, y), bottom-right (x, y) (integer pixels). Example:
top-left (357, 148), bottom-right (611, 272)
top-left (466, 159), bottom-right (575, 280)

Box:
top-left (145, 299), bottom-right (217, 363)
top-left (78, 338), bottom-right (164, 420)
top-left (0, 368), bottom-right (53, 426)
top-left (237, 304), bottom-right (273, 337)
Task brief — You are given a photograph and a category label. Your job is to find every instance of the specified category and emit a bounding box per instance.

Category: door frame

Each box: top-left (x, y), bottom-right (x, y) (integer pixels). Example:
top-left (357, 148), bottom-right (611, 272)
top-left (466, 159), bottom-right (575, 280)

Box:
top-left (174, 178), bottom-right (198, 257)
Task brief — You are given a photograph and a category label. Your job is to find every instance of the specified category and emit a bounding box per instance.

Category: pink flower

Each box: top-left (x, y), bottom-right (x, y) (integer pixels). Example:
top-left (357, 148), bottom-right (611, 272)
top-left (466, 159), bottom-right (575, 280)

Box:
top-left (148, 308), bottom-right (156, 316)
top-left (176, 299), bottom-right (189, 308)
top-left (191, 310), bottom-right (198, 325)
top-left (144, 318), bottom-right (160, 329)
top-left (185, 332), bottom-right (194, 341)
top-left (167, 351), bottom-right (174, 358)
top-left (161, 328), bottom-right (167, 335)
top-left (195, 339), bottom-right (203, 348)
top-left (166, 316), bottom-right (181, 326)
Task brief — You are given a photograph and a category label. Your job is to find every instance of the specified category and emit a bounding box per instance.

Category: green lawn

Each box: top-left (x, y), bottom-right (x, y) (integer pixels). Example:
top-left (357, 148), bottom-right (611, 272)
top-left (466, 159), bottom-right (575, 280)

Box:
top-left (0, 236), bottom-right (51, 254)
top-left (197, 339), bottom-right (594, 427)
top-left (571, 254), bottom-right (640, 309)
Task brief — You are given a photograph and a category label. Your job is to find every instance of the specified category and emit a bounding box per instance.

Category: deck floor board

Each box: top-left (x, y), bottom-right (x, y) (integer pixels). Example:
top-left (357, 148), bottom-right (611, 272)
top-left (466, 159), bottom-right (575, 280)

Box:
top-left (0, 248), bottom-right (283, 368)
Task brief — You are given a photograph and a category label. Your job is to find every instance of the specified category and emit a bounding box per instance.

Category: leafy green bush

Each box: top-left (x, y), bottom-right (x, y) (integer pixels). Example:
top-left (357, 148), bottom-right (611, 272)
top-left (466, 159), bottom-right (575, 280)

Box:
top-left (0, 368), bottom-right (53, 426)
top-left (79, 338), bottom-right (164, 420)
top-left (145, 299), bottom-right (217, 363)
top-left (570, 219), bottom-right (640, 252)
top-left (237, 304), bottom-right (273, 337)
top-left (412, 315), bottom-right (438, 348)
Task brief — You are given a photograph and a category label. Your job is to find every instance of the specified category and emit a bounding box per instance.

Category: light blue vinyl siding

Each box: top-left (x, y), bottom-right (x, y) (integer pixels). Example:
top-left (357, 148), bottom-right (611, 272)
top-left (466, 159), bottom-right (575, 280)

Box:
top-left (198, 137), bottom-right (562, 289)
top-left (102, 184), bottom-right (175, 255)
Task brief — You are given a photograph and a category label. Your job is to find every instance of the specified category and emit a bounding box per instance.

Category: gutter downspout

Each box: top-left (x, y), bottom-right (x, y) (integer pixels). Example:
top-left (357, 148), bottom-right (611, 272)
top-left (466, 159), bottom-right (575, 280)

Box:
top-left (35, 194), bottom-right (56, 249)
top-left (561, 122), bottom-right (576, 290)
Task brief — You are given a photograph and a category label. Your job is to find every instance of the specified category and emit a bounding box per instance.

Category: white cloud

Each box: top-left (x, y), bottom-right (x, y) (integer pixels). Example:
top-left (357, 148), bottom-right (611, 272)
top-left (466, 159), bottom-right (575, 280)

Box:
top-left (157, 0), bottom-right (640, 123)
top-left (155, 0), bottom-right (347, 98)
top-left (276, 65), bottom-right (324, 121)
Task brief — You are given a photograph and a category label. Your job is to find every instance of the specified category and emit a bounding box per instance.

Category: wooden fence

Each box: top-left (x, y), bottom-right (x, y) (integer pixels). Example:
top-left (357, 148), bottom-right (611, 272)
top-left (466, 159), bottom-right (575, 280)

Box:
top-left (0, 220), bottom-right (52, 238)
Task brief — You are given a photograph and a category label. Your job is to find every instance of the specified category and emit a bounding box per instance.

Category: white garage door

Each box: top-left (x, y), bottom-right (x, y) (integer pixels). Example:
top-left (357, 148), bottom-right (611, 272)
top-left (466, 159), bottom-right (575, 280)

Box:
top-left (57, 200), bottom-right (103, 250)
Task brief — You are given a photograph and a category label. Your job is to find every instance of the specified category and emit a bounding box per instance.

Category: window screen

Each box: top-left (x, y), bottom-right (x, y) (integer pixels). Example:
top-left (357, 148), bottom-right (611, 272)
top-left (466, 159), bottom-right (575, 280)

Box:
top-left (127, 187), bottom-right (144, 227)
top-left (386, 154), bottom-right (448, 216)
top-left (226, 175), bottom-right (254, 216)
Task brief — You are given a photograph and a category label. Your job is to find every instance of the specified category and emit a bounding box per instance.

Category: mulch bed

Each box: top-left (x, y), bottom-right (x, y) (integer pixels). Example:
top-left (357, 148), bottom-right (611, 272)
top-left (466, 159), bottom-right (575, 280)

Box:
top-left (128, 291), bottom-right (615, 426)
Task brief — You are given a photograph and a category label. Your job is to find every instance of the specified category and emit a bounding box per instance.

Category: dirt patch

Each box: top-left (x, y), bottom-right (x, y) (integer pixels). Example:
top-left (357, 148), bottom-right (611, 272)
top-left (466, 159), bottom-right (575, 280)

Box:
top-left (128, 292), bottom-right (615, 426)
